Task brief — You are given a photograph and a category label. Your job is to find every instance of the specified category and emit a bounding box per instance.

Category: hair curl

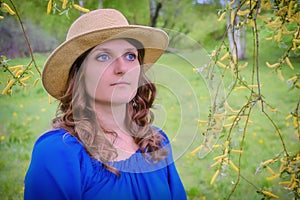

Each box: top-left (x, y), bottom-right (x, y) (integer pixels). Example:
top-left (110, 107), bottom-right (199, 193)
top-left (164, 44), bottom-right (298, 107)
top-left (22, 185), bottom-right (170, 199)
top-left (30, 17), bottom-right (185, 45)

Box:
top-left (52, 38), bottom-right (168, 176)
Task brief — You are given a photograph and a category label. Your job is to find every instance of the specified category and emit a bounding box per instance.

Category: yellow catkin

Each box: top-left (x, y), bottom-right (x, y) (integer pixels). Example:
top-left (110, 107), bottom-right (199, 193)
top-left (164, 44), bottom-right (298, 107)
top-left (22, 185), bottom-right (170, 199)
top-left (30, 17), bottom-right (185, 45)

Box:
top-left (275, 29), bottom-right (282, 42)
top-left (19, 76), bottom-right (31, 83)
top-left (213, 154), bottom-right (227, 161)
top-left (228, 0), bottom-right (235, 7)
top-left (0, 15), bottom-right (4, 20)
top-left (231, 149), bottom-right (243, 154)
top-left (257, 14), bottom-right (270, 21)
top-left (213, 112), bottom-right (227, 117)
top-left (224, 101), bottom-right (239, 113)
top-left (8, 89), bottom-right (12, 96)
top-left (14, 69), bottom-right (23, 78)
top-left (234, 86), bottom-right (247, 91)
top-left (8, 65), bottom-right (23, 71)
top-left (293, 117), bottom-right (298, 129)
top-left (265, 20), bottom-right (281, 28)
top-left (224, 140), bottom-right (229, 148)
top-left (2, 3), bottom-right (15, 15)
top-left (279, 181), bottom-right (291, 185)
top-left (230, 62), bottom-right (235, 75)
top-left (277, 69), bottom-right (284, 81)
top-left (237, 9), bottom-right (250, 16)
top-left (287, 76), bottom-right (297, 83)
top-left (292, 42), bottom-right (297, 50)
top-left (293, 38), bottom-right (300, 43)
top-left (248, 84), bottom-right (259, 88)
top-left (62, 0), bottom-right (68, 9)
top-left (285, 57), bottom-right (294, 70)
top-left (266, 62), bottom-right (280, 68)
top-left (229, 160), bottom-right (239, 172)
top-left (283, 25), bottom-right (294, 35)
top-left (230, 10), bottom-right (235, 25)
top-left (217, 61), bottom-right (228, 68)
top-left (288, 1), bottom-right (294, 18)
top-left (285, 114), bottom-right (293, 120)
top-left (232, 54), bottom-right (238, 65)
top-left (190, 145), bottom-right (203, 156)
top-left (220, 52), bottom-right (229, 61)
top-left (197, 120), bottom-right (207, 126)
top-left (266, 166), bottom-right (276, 175)
top-left (288, 181), bottom-right (297, 190)
top-left (28, 70), bottom-right (35, 75)
top-left (226, 115), bottom-right (236, 121)
top-left (210, 170), bottom-right (219, 185)
top-left (265, 37), bottom-right (273, 41)
top-left (33, 78), bottom-right (40, 87)
top-left (279, 0), bottom-right (284, 7)
top-left (265, 21), bottom-right (281, 28)
top-left (73, 4), bottom-right (90, 13)
top-left (210, 160), bottom-right (221, 168)
top-left (1, 79), bottom-right (15, 95)
top-left (266, 174), bottom-right (280, 181)
top-left (247, 19), bottom-right (255, 28)
top-left (238, 62), bottom-right (248, 70)
top-left (223, 122), bottom-right (236, 127)
top-left (262, 190), bottom-right (279, 199)
top-left (262, 159), bottom-right (274, 166)
top-left (213, 144), bottom-right (222, 148)
top-left (217, 12), bottom-right (226, 22)
top-left (268, 106), bottom-right (278, 113)
top-left (48, 94), bottom-right (53, 104)
top-left (47, 0), bottom-right (52, 14)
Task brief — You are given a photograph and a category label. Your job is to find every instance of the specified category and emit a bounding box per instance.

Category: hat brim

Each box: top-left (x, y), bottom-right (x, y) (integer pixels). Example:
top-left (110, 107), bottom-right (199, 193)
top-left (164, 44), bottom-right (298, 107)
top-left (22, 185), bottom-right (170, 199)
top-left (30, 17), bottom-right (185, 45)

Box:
top-left (42, 25), bottom-right (169, 99)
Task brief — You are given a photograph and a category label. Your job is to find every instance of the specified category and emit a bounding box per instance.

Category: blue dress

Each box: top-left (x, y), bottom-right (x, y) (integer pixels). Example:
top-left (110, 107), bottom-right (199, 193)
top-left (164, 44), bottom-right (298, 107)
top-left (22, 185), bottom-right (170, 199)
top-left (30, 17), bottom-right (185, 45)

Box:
top-left (24, 128), bottom-right (187, 200)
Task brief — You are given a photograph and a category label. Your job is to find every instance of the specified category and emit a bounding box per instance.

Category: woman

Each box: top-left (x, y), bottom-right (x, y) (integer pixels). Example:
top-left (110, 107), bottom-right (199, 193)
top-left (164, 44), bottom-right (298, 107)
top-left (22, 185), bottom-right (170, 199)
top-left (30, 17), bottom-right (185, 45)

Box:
top-left (24, 9), bottom-right (186, 200)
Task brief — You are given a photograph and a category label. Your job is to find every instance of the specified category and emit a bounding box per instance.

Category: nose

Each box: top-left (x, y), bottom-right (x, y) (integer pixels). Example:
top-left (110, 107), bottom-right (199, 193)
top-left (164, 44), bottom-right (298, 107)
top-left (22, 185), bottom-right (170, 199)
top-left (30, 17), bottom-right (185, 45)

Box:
top-left (113, 57), bottom-right (128, 75)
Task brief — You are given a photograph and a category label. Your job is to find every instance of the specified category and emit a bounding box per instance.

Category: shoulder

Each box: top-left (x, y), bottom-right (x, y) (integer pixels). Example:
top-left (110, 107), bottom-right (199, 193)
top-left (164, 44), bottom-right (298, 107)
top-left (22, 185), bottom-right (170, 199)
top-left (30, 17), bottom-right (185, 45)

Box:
top-left (152, 126), bottom-right (170, 146)
top-left (27, 128), bottom-right (91, 180)
top-left (32, 128), bottom-right (86, 161)
top-left (25, 128), bottom-right (89, 199)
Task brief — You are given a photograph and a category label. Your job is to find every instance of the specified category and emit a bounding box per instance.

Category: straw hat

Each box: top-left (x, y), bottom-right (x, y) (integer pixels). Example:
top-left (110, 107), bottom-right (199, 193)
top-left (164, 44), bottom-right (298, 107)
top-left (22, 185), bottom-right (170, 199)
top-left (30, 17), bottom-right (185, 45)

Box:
top-left (42, 9), bottom-right (169, 99)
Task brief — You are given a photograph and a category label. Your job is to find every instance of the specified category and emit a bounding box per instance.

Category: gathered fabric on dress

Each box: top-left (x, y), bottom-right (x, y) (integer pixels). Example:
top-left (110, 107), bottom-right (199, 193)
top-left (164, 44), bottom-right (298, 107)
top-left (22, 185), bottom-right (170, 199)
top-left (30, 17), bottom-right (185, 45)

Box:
top-left (24, 128), bottom-right (187, 200)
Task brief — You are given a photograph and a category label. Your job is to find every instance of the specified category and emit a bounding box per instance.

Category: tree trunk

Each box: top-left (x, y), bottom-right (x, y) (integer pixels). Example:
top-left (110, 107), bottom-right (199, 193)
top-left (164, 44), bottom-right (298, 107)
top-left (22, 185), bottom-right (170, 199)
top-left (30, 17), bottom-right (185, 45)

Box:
top-left (149, 0), bottom-right (162, 27)
top-left (227, 0), bottom-right (247, 60)
top-left (98, 0), bottom-right (103, 8)
top-left (78, 0), bottom-right (85, 15)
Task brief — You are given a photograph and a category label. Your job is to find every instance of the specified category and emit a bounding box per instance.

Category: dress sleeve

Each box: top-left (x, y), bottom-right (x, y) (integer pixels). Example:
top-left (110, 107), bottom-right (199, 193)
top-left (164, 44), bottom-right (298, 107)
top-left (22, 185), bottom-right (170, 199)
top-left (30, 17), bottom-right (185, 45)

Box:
top-left (167, 162), bottom-right (187, 200)
top-left (24, 132), bottom-right (83, 200)
top-left (157, 128), bottom-right (187, 200)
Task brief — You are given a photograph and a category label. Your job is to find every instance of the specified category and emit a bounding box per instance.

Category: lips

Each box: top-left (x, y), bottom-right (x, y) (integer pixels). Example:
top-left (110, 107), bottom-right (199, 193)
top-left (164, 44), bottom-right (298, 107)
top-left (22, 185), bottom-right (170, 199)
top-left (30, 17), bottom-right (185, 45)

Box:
top-left (110, 81), bottom-right (130, 86)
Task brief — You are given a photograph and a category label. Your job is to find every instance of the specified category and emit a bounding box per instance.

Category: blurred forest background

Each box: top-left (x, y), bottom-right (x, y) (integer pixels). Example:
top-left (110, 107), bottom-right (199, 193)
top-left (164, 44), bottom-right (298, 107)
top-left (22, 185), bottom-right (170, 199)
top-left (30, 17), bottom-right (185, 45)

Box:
top-left (0, 0), bottom-right (225, 59)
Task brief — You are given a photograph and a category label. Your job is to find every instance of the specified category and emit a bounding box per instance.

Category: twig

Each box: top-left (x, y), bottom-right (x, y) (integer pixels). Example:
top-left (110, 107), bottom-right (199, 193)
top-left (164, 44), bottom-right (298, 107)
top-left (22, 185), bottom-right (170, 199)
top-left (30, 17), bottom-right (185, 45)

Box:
top-left (227, 102), bottom-right (253, 200)
top-left (8, 0), bottom-right (41, 76)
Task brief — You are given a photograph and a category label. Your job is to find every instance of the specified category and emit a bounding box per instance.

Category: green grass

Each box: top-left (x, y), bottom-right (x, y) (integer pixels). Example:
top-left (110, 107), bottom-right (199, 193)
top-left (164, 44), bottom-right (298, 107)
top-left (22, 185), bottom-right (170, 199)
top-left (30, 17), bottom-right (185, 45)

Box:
top-left (0, 38), bottom-right (299, 200)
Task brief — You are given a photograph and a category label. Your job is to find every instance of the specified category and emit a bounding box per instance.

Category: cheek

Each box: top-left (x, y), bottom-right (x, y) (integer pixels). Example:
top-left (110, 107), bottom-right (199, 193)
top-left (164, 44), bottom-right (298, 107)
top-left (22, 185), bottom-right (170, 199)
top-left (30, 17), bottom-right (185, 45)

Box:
top-left (129, 67), bottom-right (141, 97)
top-left (130, 66), bottom-right (141, 85)
top-left (83, 66), bottom-right (107, 98)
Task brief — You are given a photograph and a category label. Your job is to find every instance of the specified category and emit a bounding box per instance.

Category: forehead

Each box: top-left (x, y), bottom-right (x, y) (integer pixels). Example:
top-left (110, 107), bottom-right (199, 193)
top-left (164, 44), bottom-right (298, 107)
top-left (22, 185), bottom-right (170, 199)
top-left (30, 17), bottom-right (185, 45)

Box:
top-left (91, 39), bottom-right (138, 52)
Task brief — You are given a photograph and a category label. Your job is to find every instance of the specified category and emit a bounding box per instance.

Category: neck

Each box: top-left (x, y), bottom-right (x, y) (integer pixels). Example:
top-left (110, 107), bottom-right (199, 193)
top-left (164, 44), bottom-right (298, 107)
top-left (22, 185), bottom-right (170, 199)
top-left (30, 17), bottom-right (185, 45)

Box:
top-left (93, 101), bottom-right (139, 160)
top-left (93, 101), bottom-right (128, 133)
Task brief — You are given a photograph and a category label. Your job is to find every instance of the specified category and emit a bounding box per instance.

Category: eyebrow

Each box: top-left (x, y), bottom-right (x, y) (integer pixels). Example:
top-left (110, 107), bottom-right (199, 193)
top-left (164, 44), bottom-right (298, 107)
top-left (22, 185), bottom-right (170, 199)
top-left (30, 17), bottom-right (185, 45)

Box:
top-left (92, 47), bottom-right (137, 52)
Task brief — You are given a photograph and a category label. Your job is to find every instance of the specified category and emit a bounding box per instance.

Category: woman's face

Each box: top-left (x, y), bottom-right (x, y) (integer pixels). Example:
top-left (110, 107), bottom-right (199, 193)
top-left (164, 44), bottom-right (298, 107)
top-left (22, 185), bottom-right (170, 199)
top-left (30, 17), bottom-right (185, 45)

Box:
top-left (82, 39), bottom-right (141, 105)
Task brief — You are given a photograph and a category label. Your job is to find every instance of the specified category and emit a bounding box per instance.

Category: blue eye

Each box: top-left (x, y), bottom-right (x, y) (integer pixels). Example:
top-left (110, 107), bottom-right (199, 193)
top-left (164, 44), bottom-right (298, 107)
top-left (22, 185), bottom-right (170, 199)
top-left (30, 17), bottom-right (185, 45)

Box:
top-left (125, 53), bottom-right (137, 61)
top-left (97, 54), bottom-right (109, 61)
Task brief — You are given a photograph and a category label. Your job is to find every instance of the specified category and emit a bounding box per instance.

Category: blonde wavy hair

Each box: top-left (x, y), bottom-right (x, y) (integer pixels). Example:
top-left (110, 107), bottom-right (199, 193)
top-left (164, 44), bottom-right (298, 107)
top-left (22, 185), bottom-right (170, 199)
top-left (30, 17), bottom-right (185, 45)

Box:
top-left (52, 38), bottom-right (168, 175)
